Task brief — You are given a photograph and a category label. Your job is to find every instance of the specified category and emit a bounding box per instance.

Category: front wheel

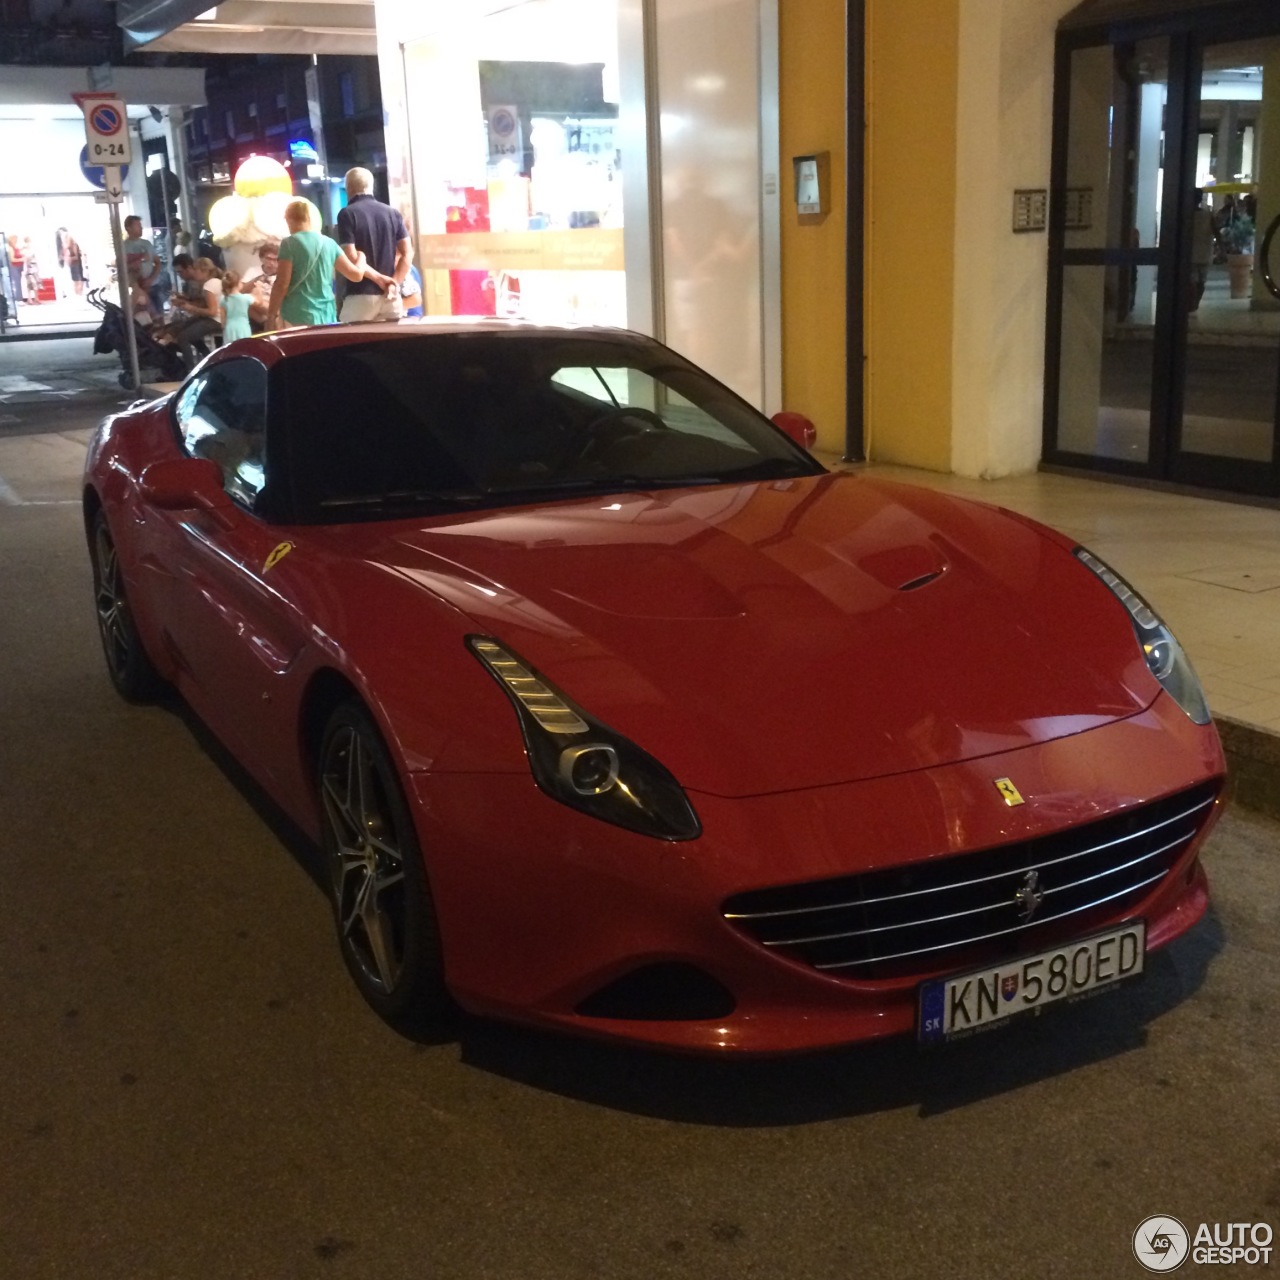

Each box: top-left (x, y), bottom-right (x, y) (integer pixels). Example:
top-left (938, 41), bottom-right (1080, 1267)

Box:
top-left (317, 701), bottom-right (448, 1030)
top-left (89, 509), bottom-right (163, 702)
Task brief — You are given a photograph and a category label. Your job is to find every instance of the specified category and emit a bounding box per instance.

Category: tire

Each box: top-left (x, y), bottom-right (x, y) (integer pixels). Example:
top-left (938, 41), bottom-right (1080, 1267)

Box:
top-left (89, 509), bottom-right (164, 703)
top-left (317, 701), bottom-right (448, 1029)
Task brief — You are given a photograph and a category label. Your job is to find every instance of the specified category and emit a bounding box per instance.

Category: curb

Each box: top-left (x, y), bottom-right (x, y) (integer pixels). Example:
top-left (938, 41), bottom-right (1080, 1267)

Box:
top-left (1216, 714), bottom-right (1280, 822)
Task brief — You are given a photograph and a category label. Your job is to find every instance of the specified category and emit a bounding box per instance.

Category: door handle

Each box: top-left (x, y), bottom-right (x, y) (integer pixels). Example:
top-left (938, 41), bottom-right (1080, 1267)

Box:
top-left (1260, 212), bottom-right (1280, 300)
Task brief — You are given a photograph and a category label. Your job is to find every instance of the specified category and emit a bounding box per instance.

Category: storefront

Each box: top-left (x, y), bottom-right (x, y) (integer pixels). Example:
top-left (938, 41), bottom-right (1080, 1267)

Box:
top-left (0, 116), bottom-right (123, 325)
top-left (0, 66), bottom-right (205, 332)
top-left (374, 0), bottom-right (782, 412)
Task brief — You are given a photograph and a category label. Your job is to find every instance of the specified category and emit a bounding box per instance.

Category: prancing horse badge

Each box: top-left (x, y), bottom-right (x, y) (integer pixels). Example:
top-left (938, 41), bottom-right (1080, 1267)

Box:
top-left (263, 541), bottom-right (295, 573)
top-left (994, 777), bottom-right (1025, 807)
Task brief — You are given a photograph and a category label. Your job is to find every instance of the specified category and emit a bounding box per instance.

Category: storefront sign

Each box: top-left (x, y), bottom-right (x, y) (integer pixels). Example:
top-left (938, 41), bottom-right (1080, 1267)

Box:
top-left (419, 227), bottom-right (624, 273)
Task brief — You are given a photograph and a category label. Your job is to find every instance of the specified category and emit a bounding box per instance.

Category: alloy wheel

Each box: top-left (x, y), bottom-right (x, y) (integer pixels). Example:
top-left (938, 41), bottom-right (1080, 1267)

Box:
top-left (94, 521), bottom-right (132, 684)
top-left (320, 723), bottom-right (409, 995)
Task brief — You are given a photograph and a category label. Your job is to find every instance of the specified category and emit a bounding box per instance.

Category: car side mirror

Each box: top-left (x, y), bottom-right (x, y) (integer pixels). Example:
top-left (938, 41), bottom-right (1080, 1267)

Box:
top-left (771, 411), bottom-right (817, 450)
top-left (139, 456), bottom-right (231, 516)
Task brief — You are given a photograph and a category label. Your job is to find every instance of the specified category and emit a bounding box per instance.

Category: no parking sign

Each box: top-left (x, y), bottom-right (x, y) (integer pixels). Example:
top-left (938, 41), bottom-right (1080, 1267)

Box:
top-left (76, 94), bottom-right (132, 166)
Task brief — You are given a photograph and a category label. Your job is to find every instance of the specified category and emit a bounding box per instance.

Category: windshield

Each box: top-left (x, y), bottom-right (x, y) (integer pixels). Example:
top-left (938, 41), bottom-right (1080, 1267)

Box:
top-left (276, 334), bottom-right (823, 520)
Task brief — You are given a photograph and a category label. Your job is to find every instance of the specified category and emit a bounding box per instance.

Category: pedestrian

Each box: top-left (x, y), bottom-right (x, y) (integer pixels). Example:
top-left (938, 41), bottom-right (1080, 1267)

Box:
top-left (122, 215), bottom-right (162, 309)
top-left (65, 232), bottom-right (86, 296)
top-left (5, 234), bottom-right (23, 305)
top-left (219, 271), bottom-right (253, 343)
top-left (246, 241), bottom-right (280, 331)
top-left (22, 237), bottom-right (39, 303)
top-left (266, 199), bottom-right (380, 329)
top-left (401, 263), bottom-right (424, 317)
top-left (336, 167), bottom-right (412, 322)
top-left (170, 253), bottom-right (200, 304)
top-left (1190, 190), bottom-right (1215, 312)
top-left (169, 256), bottom-right (225, 370)
top-left (55, 227), bottom-right (71, 297)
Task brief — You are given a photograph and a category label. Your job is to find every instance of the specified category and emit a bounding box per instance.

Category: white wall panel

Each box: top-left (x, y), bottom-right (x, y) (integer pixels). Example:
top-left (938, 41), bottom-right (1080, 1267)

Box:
top-left (655, 0), bottom-right (777, 409)
top-left (0, 119), bottom-right (106, 195)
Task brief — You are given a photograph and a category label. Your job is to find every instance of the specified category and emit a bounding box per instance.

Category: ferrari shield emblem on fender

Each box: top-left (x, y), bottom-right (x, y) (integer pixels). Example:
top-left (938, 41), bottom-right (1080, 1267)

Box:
top-left (263, 541), bottom-right (295, 573)
top-left (994, 777), bottom-right (1025, 807)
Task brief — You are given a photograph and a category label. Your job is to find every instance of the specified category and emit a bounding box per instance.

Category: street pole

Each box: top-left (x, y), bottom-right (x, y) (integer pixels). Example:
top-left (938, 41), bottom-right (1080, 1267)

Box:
top-left (106, 166), bottom-right (141, 392)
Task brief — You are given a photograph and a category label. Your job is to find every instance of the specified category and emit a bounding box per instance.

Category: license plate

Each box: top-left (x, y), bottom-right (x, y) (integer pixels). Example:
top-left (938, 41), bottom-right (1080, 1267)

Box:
top-left (917, 921), bottom-right (1146, 1044)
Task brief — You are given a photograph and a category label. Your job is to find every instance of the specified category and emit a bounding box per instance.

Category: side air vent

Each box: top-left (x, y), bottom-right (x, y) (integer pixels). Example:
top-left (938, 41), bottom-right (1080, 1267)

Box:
top-left (576, 963), bottom-right (736, 1021)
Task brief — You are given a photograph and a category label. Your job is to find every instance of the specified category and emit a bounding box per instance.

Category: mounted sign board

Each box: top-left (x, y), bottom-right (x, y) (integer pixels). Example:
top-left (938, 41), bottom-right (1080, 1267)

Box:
top-left (793, 152), bottom-right (830, 217)
top-left (73, 93), bottom-right (133, 167)
top-left (487, 106), bottom-right (521, 161)
top-left (79, 145), bottom-right (129, 193)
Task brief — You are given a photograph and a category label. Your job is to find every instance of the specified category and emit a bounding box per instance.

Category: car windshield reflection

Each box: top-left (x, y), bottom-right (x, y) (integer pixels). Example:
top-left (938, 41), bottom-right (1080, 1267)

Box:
top-left (279, 335), bottom-right (823, 520)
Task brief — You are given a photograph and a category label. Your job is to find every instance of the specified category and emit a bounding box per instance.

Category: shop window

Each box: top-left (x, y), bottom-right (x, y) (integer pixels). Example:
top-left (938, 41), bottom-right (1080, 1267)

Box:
top-left (400, 0), bottom-right (625, 327)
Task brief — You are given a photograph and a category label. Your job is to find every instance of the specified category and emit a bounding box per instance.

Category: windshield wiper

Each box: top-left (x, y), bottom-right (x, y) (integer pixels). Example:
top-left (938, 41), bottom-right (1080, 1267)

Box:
top-left (489, 474), bottom-right (728, 499)
top-left (319, 489), bottom-right (490, 509)
top-left (497, 460), bottom-right (815, 496)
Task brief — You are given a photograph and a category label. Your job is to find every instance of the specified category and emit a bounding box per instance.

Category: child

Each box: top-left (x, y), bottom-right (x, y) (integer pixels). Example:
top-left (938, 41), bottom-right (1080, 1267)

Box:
top-left (220, 270), bottom-right (253, 343)
top-left (130, 282), bottom-right (156, 326)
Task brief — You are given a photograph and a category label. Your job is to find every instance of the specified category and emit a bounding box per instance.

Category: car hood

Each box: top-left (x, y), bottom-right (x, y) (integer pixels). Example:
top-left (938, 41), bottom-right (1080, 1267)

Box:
top-left (373, 473), bottom-right (1154, 797)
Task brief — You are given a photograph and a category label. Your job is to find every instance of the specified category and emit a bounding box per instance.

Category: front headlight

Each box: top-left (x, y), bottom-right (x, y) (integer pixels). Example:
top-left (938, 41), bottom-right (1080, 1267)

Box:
top-left (1075, 548), bottom-right (1211, 725)
top-left (468, 636), bottom-right (702, 841)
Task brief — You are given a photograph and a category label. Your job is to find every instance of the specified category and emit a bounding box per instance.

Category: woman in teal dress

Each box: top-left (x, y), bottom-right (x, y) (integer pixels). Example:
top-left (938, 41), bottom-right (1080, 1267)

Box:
top-left (266, 200), bottom-right (386, 329)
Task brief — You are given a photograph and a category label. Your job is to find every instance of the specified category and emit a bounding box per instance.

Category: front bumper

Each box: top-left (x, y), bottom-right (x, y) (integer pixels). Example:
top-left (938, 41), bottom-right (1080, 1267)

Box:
top-left (409, 693), bottom-right (1224, 1054)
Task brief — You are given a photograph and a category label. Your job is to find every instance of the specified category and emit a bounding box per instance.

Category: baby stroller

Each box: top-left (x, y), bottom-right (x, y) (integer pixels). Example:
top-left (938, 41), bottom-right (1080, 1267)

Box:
top-left (89, 287), bottom-right (188, 388)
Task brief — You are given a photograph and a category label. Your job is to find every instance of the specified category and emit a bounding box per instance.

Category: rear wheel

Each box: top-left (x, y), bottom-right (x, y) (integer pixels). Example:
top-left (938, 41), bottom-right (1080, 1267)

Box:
top-left (317, 701), bottom-right (447, 1029)
top-left (89, 509), bottom-right (163, 702)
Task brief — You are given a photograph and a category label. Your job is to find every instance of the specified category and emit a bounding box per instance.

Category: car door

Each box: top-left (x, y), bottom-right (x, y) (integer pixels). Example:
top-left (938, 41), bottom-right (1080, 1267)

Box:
top-left (154, 357), bottom-right (311, 786)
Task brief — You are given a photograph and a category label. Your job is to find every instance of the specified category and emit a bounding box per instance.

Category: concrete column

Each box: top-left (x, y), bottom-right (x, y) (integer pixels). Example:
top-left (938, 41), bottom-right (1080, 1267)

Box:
top-left (948, 0), bottom-right (1086, 479)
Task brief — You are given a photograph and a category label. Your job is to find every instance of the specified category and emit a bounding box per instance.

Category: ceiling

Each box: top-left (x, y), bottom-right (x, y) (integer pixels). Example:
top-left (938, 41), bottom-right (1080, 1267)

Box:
top-left (118, 0), bottom-right (377, 56)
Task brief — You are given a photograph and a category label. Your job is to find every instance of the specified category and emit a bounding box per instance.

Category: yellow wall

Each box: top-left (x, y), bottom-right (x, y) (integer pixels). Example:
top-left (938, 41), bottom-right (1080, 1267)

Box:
top-left (865, 1), bottom-right (958, 470)
top-left (779, 0), bottom-right (847, 452)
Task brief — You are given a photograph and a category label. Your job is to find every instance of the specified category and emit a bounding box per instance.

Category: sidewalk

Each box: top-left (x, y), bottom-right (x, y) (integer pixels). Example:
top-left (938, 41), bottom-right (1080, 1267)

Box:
top-left (833, 459), bottom-right (1280, 817)
top-left (0, 337), bottom-right (121, 393)
top-left (0, 292), bottom-right (102, 340)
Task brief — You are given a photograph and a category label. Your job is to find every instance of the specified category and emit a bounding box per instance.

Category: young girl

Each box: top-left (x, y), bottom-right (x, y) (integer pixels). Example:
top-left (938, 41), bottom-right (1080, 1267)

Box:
top-left (220, 270), bottom-right (253, 343)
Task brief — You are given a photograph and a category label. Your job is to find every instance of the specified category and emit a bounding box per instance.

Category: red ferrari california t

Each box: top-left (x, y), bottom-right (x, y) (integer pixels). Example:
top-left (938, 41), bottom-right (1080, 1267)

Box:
top-left (84, 321), bottom-right (1225, 1053)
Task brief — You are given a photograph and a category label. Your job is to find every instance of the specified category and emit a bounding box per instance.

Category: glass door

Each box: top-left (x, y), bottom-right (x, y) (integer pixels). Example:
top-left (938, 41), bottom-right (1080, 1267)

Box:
top-left (1168, 34), bottom-right (1280, 493)
top-left (1047, 22), bottom-right (1280, 498)
top-left (1046, 38), bottom-right (1174, 474)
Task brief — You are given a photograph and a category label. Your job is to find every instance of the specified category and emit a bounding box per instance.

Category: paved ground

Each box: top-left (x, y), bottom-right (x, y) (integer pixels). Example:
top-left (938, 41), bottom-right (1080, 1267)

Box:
top-left (1, 390), bottom-right (1278, 1280)
top-left (0, 337), bottom-right (133, 443)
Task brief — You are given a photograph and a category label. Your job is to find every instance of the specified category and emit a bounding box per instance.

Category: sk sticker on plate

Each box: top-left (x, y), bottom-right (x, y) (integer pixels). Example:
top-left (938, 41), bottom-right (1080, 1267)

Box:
top-left (263, 541), bottom-right (295, 573)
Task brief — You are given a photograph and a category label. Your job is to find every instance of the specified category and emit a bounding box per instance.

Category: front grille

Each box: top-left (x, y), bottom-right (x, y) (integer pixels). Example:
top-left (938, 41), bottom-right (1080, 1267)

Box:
top-left (722, 782), bottom-right (1218, 982)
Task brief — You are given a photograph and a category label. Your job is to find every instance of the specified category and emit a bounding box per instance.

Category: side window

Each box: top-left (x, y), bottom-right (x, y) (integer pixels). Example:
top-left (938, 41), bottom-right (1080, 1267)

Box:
top-left (174, 358), bottom-right (269, 509)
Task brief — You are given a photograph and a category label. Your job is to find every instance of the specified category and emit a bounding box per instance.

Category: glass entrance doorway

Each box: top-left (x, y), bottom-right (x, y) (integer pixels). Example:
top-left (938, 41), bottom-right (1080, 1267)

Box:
top-left (1046, 14), bottom-right (1280, 498)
